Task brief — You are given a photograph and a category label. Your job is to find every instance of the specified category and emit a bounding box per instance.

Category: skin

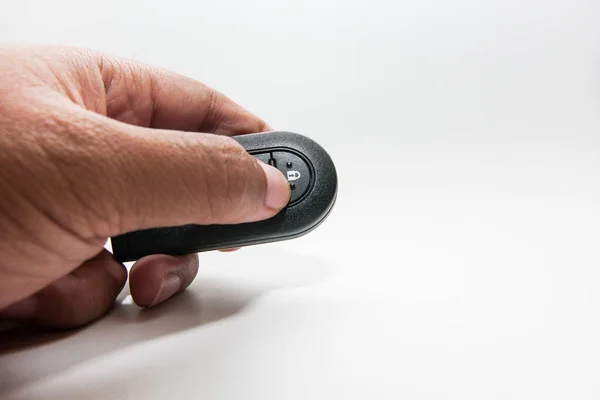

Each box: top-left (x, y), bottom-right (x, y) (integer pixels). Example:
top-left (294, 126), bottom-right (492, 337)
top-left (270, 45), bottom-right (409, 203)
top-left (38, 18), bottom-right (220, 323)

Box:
top-left (0, 44), bottom-right (291, 329)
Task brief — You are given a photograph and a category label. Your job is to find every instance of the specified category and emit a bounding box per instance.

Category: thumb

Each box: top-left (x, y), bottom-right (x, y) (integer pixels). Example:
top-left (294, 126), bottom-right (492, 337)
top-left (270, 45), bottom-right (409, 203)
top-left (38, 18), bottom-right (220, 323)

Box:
top-left (62, 110), bottom-right (291, 237)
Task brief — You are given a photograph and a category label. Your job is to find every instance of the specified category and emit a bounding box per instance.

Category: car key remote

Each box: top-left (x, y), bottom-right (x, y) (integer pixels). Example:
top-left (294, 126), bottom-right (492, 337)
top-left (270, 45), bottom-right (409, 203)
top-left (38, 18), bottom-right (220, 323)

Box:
top-left (110, 131), bottom-right (337, 262)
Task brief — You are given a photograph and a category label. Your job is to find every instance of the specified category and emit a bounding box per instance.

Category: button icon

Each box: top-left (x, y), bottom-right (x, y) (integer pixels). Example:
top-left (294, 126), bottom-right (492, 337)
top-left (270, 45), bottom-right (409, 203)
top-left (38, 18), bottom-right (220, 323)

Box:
top-left (287, 171), bottom-right (301, 181)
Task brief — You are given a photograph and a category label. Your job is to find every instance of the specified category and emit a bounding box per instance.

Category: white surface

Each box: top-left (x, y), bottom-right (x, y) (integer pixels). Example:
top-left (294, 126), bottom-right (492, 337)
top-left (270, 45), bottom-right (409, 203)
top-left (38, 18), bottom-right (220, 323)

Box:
top-left (1, 0), bottom-right (600, 398)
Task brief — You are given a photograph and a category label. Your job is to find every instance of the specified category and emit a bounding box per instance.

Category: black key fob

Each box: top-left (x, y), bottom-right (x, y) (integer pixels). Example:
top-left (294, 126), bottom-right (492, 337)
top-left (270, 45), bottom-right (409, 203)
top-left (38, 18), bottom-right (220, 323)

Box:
top-left (110, 131), bottom-right (338, 262)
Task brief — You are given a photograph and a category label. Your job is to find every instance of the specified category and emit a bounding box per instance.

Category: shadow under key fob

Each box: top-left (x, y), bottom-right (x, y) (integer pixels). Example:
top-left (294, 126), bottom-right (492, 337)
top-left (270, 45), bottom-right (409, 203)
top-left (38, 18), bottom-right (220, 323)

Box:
top-left (110, 131), bottom-right (338, 262)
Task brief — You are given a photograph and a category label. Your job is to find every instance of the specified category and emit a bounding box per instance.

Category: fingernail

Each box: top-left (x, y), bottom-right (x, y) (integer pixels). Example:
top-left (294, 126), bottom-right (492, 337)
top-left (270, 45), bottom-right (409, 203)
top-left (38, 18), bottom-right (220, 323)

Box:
top-left (150, 275), bottom-right (182, 307)
top-left (0, 296), bottom-right (39, 320)
top-left (219, 247), bottom-right (241, 252)
top-left (258, 161), bottom-right (291, 210)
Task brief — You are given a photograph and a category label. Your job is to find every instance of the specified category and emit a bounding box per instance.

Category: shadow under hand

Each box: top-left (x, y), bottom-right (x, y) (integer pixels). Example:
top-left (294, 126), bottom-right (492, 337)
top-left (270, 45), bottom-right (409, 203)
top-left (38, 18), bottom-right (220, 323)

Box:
top-left (0, 247), bottom-right (333, 395)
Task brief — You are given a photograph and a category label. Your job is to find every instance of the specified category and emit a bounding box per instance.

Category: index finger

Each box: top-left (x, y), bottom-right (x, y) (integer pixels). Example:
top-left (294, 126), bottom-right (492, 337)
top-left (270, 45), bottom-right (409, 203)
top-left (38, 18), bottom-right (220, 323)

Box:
top-left (97, 53), bottom-right (271, 135)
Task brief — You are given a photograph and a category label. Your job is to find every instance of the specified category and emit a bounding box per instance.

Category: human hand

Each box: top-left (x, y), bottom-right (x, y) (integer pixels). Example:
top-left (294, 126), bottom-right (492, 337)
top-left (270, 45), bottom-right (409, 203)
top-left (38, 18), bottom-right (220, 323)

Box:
top-left (0, 44), bottom-right (291, 329)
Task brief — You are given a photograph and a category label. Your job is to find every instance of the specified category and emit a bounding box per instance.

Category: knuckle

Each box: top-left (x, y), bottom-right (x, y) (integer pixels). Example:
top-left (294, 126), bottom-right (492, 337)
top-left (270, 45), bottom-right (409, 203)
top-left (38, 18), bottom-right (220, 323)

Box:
top-left (191, 136), bottom-right (257, 223)
top-left (199, 89), bottom-right (222, 132)
top-left (214, 142), bottom-right (262, 221)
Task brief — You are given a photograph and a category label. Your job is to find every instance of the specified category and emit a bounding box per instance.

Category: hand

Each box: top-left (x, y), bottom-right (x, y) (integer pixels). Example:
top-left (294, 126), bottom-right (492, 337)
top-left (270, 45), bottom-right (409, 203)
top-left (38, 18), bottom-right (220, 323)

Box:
top-left (0, 44), bottom-right (291, 329)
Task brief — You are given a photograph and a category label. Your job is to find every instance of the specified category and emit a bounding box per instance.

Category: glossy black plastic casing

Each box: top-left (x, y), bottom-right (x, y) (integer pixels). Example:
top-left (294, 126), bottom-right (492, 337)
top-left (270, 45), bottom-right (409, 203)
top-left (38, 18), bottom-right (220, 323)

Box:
top-left (110, 131), bottom-right (337, 262)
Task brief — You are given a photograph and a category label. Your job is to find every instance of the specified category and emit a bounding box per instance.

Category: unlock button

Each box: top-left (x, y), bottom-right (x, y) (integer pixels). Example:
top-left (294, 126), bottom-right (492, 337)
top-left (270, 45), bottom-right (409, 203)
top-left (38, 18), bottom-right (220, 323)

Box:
top-left (271, 151), bottom-right (312, 204)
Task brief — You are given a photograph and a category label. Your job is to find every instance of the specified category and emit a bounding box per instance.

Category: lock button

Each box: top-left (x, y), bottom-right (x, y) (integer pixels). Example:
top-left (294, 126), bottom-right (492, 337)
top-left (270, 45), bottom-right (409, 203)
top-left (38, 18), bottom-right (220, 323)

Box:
top-left (251, 150), bottom-right (312, 205)
top-left (272, 151), bottom-right (312, 204)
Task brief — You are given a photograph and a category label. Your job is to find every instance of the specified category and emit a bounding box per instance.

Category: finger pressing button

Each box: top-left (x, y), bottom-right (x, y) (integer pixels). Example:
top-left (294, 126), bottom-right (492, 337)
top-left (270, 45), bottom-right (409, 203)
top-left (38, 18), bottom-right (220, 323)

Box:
top-left (270, 151), bottom-right (312, 204)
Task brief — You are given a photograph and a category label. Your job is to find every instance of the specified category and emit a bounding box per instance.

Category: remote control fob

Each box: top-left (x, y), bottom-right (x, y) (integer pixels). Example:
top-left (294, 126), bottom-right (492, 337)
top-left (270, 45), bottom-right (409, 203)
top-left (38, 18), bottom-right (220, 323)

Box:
top-left (110, 131), bottom-right (337, 262)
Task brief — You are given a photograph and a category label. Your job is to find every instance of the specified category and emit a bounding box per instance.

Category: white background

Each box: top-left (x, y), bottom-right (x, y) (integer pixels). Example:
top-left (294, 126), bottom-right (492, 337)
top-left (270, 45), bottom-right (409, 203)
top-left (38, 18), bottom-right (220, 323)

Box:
top-left (1, 0), bottom-right (600, 398)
